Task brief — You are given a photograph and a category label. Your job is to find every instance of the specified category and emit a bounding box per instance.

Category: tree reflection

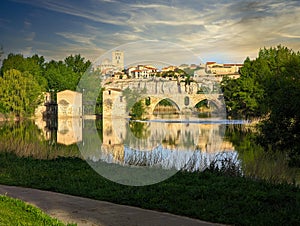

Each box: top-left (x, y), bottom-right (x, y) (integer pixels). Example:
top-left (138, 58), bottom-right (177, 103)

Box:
top-left (226, 125), bottom-right (300, 185)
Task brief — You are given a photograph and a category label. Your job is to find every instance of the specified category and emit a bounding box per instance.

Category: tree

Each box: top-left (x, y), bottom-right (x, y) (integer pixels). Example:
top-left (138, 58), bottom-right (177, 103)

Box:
top-left (222, 45), bottom-right (300, 163)
top-left (64, 54), bottom-right (91, 74)
top-left (1, 53), bottom-right (47, 90)
top-left (257, 46), bottom-right (300, 163)
top-left (0, 69), bottom-right (43, 117)
top-left (221, 74), bottom-right (264, 119)
top-left (130, 100), bottom-right (145, 119)
top-left (44, 60), bottom-right (79, 91)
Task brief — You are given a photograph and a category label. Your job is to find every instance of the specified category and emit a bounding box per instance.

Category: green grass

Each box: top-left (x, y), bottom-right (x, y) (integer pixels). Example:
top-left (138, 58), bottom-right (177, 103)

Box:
top-left (0, 152), bottom-right (300, 225)
top-left (0, 195), bottom-right (76, 226)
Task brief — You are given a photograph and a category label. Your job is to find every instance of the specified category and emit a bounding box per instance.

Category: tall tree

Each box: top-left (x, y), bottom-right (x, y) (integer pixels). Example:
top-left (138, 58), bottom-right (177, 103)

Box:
top-left (0, 69), bottom-right (42, 117)
top-left (1, 53), bottom-right (47, 89)
top-left (222, 45), bottom-right (300, 163)
top-left (258, 46), bottom-right (300, 163)
top-left (64, 54), bottom-right (91, 74)
top-left (44, 60), bottom-right (79, 91)
top-left (221, 58), bottom-right (265, 119)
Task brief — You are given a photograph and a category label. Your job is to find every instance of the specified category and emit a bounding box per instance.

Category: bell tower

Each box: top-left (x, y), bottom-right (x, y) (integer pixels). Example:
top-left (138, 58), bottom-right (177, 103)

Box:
top-left (112, 50), bottom-right (124, 71)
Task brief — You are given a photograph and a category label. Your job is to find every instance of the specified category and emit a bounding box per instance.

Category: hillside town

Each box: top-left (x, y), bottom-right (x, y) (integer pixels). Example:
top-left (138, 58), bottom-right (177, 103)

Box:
top-left (96, 50), bottom-right (243, 82)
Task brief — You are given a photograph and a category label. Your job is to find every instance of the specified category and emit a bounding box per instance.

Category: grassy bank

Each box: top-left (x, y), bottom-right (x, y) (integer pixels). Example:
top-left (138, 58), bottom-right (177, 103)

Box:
top-left (0, 195), bottom-right (75, 225)
top-left (0, 152), bottom-right (300, 225)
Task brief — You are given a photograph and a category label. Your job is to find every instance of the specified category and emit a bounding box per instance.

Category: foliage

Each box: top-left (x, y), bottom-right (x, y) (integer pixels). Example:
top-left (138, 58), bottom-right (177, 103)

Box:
top-left (0, 53), bottom-right (91, 115)
top-left (158, 99), bottom-right (173, 106)
top-left (0, 152), bottom-right (300, 225)
top-left (128, 121), bottom-right (150, 139)
top-left (1, 53), bottom-right (47, 89)
top-left (257, 46), bottom-right (300, 163)
top-left (43, 60), bottom-right (80, 91)
top-left (129, 100), bottom-right (145, 119)
top-left (76, 70), bottom-right (102, 115)
top-left (0, 195), bottom-right (75, 226)
top-left (94, 88), bottom-right (104, 115)
top-left (221, 45), bottom-right (300, 163)
top-left (157, 68), bottom-right (188, 78)
top-left (221, 57), bottom-right (265, 119)
top-left (122, 87), bottom-right (146, 114)
top-left (64, 54), bottom-right (91, 74)
top-left (195, 99), bottom-right (208, 109)
top-left (0, 69), bottom-right (43, 117)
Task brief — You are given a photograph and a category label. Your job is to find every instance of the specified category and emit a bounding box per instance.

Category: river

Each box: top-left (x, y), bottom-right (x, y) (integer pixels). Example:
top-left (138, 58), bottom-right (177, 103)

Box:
top-left (0, 115), bottom-right (299, 186)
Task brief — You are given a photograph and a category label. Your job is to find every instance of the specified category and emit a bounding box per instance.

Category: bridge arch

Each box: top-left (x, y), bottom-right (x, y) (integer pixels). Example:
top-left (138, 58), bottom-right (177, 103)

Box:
top-left (103, 80), bottom-right (225, 118)
top-left (151, 98), bottom-right (180, 115)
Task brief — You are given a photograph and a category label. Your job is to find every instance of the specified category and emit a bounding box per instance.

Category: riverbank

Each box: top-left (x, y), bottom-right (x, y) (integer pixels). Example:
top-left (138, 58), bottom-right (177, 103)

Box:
top-left (0, 152), bottom-right (299, 225)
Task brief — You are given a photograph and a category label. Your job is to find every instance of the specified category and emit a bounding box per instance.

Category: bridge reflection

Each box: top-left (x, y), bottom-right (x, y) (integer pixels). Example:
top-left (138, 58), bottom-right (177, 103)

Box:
top-left (35, 116), bottom-right (237, 171)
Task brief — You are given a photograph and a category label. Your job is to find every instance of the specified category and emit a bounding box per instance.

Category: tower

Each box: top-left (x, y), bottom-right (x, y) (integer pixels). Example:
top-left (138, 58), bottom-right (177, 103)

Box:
top-left (112, 50), bottom-right (124, 71)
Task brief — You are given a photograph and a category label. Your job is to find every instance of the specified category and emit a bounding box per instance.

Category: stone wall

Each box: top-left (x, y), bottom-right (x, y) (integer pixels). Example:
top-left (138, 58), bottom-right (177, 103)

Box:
top-left (57, 90), bottom-right (82, 117)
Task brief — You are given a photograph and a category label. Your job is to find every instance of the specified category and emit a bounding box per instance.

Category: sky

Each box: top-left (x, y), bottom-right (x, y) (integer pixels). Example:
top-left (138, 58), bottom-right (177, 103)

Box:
top-left (1, 0), bottom-right (300, 65)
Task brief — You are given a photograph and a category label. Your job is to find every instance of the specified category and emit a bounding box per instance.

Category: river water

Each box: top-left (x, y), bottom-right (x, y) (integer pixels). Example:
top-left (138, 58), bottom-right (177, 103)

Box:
top-left (0, 116), bottom-right (299, 185)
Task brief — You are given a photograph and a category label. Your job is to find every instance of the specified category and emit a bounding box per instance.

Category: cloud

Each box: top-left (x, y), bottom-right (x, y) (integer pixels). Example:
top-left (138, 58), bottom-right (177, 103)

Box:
top-left (56, 32), bottom-right (96, 45)
top-left (36, 42), bottom-right (106, 62)
top-left (12, 0), bottom-right (128, 26)
top-left (7, 0), bottom-right (300, 63)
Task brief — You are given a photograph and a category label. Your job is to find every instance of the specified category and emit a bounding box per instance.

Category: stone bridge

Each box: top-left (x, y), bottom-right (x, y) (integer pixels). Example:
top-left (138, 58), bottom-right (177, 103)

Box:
top-left (102, 78), bottom-right (225, 117)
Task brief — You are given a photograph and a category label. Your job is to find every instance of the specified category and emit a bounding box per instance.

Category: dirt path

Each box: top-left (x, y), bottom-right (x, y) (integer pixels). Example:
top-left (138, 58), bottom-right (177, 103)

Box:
top-left (0, 184), bottom-right (224, 226)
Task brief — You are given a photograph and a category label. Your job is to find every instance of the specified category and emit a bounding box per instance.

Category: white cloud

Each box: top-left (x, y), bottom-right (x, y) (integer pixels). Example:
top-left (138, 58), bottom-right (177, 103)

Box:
top-left (8, 0), bottom-right (300, 63)
top-left (56, 32), bottom-right (96, 45)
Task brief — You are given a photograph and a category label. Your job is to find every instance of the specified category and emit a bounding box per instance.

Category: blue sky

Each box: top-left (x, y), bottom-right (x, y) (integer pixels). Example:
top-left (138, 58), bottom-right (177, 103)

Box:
top-left (1, 0), bottom-right (300, 65)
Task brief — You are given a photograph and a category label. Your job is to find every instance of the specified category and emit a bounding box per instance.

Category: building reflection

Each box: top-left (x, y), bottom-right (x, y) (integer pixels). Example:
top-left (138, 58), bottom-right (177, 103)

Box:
top-left (100, 117), bottom-right (235, 166)
top-left (35, 116), bottom-right (236, 170)
top-left (35, 117), bottom-right (82, 146)
top-left (57, 118), bottom-right (82, 145)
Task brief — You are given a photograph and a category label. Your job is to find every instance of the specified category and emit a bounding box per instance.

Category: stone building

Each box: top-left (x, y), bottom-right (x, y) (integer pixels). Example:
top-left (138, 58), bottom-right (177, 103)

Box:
top-left (57, 90), bottom-right (82, 117)
top-left (205, 62), bottom-right (243, 75)
top-left (112, 50), bottom-right (124, 71)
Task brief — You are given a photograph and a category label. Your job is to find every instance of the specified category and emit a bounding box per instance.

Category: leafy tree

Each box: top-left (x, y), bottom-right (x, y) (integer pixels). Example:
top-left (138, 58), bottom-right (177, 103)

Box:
top-left (130, 100), bottom-right (145, 119)
top-left (158, 99), bottom-right (173, 106)
top-left (1, 54), bottom-right (47, 89)
top-left (122, 87), bottom-right (146, 112)
top-left (44, 60), bottom-right (79, 91)
top-left (43, 54), bottom-right (91, 92)
top-left (257, 46), bottom-right (300, 163)
top-left (64, 54), bottom-right (91, 74)
top-left (222, 45), bottom-right (300, 163)
top-left (0, 69), bottom-right (42, 117)
top-left (221, 73), bottom-right (264, 119)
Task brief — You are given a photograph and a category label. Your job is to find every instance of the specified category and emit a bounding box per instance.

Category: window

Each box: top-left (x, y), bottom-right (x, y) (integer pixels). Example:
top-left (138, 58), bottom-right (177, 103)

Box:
top-left (184, 96), bottom-right (189, 106)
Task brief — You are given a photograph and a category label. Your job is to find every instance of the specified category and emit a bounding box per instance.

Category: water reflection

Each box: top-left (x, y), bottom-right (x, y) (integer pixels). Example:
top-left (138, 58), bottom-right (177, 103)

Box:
top-left (83, 116), bottom-right (237, 172)
top-left (35, 117), bottom-right (82, 146)
top-left (0, 118), bottom-right (299, 185)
